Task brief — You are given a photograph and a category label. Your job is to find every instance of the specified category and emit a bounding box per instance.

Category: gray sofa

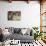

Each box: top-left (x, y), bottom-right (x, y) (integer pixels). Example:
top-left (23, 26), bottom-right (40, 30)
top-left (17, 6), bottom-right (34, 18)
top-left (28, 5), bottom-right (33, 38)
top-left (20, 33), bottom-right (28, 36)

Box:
top-left (4, 27), bottom-right (34, 43)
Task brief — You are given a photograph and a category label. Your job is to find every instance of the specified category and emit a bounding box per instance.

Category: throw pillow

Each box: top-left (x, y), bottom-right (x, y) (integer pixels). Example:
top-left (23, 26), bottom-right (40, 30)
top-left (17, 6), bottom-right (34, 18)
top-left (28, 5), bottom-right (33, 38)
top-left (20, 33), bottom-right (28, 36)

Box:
top-left (14, 28), bottom-right (21, 33)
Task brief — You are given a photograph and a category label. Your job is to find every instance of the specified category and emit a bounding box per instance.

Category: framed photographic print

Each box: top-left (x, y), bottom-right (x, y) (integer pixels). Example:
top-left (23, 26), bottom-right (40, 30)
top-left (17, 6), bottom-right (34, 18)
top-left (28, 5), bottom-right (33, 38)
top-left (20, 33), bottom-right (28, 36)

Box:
top-left (8, 11), bottom-right (21, 21)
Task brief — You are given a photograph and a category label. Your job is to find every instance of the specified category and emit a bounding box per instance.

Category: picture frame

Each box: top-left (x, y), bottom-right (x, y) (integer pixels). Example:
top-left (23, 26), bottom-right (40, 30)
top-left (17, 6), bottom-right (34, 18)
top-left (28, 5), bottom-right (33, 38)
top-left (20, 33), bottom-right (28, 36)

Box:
top-left (8, 11), bottom-right (21, 21)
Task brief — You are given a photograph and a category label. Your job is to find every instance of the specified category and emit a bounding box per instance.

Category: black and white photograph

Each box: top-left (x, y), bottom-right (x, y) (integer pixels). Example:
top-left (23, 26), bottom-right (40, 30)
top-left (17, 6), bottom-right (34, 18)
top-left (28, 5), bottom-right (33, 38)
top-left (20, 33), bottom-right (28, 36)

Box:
top-left (8, 11), bottom-right (21, 21)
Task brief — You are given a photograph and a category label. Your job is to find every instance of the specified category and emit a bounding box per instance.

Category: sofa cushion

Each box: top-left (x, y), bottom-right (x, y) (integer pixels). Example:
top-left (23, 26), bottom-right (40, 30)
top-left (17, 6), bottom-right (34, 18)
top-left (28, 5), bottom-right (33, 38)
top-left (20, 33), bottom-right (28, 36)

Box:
top-left (8, 27), bottom-right (14, 34)
top-left (9, 33), bottom-right (34, 43)
top-left (14, 28), bottom-right (21, 33)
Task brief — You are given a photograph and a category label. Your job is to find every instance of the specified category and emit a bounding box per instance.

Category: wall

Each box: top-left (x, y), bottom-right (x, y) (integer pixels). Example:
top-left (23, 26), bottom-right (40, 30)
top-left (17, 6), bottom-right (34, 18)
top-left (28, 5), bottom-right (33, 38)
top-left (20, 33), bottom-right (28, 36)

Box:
top-left (0, 1), bottom-right (40, 28)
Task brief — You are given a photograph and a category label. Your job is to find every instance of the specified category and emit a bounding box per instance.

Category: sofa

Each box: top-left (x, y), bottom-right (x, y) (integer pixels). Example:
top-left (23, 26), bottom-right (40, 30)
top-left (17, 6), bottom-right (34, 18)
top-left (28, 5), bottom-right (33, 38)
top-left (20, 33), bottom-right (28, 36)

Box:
top-left (3, 27), bottom-right (34, 43)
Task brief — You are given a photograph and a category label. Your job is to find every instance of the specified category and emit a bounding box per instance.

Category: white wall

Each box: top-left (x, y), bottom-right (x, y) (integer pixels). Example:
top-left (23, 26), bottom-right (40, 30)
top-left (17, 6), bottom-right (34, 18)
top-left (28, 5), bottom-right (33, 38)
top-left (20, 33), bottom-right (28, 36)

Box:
top-left (0, 1), bottom-right (40, 28)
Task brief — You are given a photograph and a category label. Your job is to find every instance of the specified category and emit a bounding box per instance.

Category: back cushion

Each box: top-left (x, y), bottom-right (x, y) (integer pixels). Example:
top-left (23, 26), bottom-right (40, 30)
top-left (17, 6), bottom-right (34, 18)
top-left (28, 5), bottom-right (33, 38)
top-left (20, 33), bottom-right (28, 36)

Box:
top-left (14, 28), bottom-right (21, 33)
top-left (21, 28), bottom-right (27, 35)
top-left (8, 27), bottom-right (14, 34)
